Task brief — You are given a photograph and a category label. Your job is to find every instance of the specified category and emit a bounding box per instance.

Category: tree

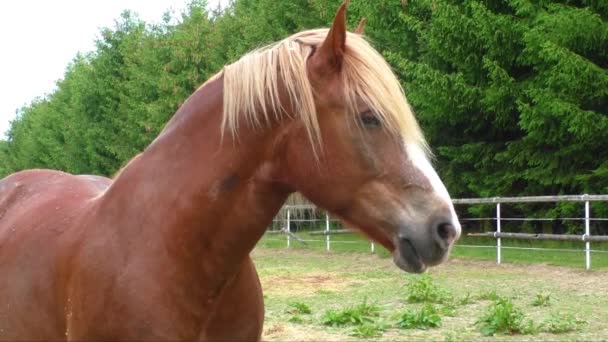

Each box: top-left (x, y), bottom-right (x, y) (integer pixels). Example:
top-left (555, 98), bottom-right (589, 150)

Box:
top-left (2, 0), bottom-right (606, 230)
top-left (350, 0), bottom-right (607, 231)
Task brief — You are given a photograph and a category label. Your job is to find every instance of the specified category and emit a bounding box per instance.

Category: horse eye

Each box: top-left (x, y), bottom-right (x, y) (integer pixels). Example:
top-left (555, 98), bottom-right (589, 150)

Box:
top-left (360, 111), bottom-right (381, 128)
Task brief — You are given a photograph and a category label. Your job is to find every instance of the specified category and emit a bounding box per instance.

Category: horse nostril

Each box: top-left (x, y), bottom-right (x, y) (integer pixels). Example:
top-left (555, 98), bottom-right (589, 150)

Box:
top-left (436, 222), bottom-right (456, 247)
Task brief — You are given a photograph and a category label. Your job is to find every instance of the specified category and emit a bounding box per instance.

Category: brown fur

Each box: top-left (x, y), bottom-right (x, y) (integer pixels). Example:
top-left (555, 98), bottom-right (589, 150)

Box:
top-left (0, 3), bottom-right (459, 340)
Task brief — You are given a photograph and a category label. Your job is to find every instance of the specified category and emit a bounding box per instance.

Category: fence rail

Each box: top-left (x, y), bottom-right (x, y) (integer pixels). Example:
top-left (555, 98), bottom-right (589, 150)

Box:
top-left (267, 194), bottom-right (607, 270)
top-left (452, 194), bottom-right (608, 204)
top-left (468, 232), bottom-right (608, 242)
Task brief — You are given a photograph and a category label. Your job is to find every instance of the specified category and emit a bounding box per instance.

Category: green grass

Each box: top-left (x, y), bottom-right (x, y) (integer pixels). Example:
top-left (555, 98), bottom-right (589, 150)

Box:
top-left (406, 274), bottom-right (452, 304)
top-left (322, 301), bottom-right (380, 327)
top-left (259, 232), bottom-right (608, 269)
top-left (532, 293), bottom-right (552, 307)
top-left (540, 313), bottom-right (586, 333)
top-left (286, 301), bottom-right (312, 315)
top-left (254, 247), bottom-right (608, 341)
top-left (394, 304), bottom-right (442, 330)
top-left (350, 322), bottom-right (387, 338)
top-left (476, 297), bottom-right (537, 336)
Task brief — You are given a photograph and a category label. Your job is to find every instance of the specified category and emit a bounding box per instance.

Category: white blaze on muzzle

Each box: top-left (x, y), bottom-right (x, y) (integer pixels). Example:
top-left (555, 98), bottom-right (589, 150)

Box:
top-left (406, 144), bottom-right (462, 238)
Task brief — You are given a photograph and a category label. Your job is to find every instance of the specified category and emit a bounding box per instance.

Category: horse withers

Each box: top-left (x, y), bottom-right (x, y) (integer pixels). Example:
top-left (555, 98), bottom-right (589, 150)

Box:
top-left (0, 2), bottom-right (460, 340)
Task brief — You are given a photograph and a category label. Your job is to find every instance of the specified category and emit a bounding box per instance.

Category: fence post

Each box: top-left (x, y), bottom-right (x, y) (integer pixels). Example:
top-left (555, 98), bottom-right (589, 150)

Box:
top-left (584, 195), bottom-right (591, 270)
top-left (326, 212), bottom-right (330, 252)
top-left (287, 209), bottom-right (291, 249)
top-left (371, 241), bottom-right (375, 254)
top-left (496, 201), bottom-right (502, 265)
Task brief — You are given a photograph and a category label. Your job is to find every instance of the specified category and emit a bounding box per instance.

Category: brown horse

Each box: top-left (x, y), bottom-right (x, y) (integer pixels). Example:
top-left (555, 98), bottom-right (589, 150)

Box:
top-left (0, 3), bottom-right (460, 341)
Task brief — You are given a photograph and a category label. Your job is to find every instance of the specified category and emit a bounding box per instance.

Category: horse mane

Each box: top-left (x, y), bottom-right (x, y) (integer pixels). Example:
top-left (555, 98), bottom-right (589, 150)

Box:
top-left (220, 28), bottom-right (430, 156)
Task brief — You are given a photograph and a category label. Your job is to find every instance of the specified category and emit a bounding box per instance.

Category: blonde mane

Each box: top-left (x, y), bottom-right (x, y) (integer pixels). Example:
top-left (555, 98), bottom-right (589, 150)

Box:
top-left (220, 28), bottom-right (429, 155)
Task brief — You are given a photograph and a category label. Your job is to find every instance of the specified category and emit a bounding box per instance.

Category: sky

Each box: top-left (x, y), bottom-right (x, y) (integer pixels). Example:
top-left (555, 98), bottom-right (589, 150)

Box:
top-left (0, 0), bottom-right (226, 139)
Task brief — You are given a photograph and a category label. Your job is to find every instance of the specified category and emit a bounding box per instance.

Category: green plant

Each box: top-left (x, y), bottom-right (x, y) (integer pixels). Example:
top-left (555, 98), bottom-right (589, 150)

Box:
top-left (406, 275), bottom-right (452, 303)
top-left (395, 304), bottom-right (442, 330)
top-left (315, 289), bottom-right (334, 296)
top-left (350, 323), bottom-right (387, 338)
top-left (541, 313), bottom-right (585, 333)
top-left (286, 301), bottom-right (312, 315)
top-left (478, 290), bottom-right (501, 301)
top-left (322, 301), bottom-right (380, 327)
top-left (532, 293), bottom-right (551, 307)
top-left (443, 331), bottom-right (459, 342)
top-left (439, 302), bottom-right (458, 317)
top-left (476, 297), bottom-right (537, 336)
top-left (288, 315), bottom-right (304, 323)
top-left (459, 292), bottom-right (475, 305)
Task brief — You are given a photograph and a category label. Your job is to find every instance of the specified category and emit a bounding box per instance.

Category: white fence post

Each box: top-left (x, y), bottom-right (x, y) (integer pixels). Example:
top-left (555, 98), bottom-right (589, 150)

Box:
top-left (326, 212), bottom-right (330, 252)
top-left (496, 201), bottom-right (502, 265)
top-left (371, 241), bottom-right (375, 253)
top-left (287, 209), bottom-right (291, 249)
top-left (584, 196), bottom-right (591, 270)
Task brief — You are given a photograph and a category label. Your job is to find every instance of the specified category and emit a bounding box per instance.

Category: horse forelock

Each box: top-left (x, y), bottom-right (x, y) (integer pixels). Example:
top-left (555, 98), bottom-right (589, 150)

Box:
top-left (217, 28), bottom-right (430, 159)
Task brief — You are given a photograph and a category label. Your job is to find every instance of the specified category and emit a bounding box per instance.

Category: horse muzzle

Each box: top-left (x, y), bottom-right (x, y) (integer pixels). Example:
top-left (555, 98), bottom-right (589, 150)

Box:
top-left (392, 217), bottom-right (459, 273)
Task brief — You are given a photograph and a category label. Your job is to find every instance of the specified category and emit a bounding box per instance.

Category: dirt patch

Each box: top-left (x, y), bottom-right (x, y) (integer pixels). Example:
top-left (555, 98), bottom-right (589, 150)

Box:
top-left (262, 272), bottom-right (351, 297)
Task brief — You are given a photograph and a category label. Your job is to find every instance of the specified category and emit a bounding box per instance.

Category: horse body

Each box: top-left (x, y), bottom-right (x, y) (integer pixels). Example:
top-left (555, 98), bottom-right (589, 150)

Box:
top-left (1, 3), bottom-right (462, 340)
top-left (0, 76), bottom-right (271, 341)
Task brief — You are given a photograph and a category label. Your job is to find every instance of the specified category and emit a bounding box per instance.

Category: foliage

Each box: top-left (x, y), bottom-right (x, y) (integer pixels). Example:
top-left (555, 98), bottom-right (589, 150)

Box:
top-left (286, 301), bottom-right (312, 315)
top-left (478, 290), bottom-right (501, 301)
top-left (458, 292), bottom-right (475, 305)
top-left (286, 301), bottom-right (312, 324)
top-left (287, 315), bottom-right (304, 323)
top-left (353, 0), bottom-right (608, 227)
top-left (350, 323), bottom-right (388, 338)
top-left (322, 300), bottom-right (380, 327)
top-left (1, 0), bottom-right (606, 227)
top-left (439, 301), bottom-right (458, 317)
top-left (395, 304), bottom-right (442, 330)
top-left (540, 312), bottom-right (585, 333)
top-left (406, 274), bottom-right (452, 303)
top-left (476, 297), bottom-right (537, 336)
top-left (532, 293), bottom-right (551, 307)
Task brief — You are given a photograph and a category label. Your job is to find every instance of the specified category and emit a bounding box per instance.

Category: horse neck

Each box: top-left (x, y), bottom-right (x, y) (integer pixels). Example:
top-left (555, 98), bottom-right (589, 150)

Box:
top-left (98, 75), bottom-right (289, 283)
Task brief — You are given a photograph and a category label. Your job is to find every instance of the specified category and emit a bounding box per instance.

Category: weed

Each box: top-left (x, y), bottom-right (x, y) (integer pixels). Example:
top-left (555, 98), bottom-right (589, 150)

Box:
top-left (395, 304), bottom-right (442, 330)
top-left (406, 275), bottom-right (452, 303)
top-left (458, 292), bottom-right (475, 305)
top-left (322, 300), bottom-right (380, 327)
top-left (350, 323), bottom-right (388, 338)
top-left (541, 313), bottom-right (585, 333)
top-left (439, 301), bottom-right (458, 317)
top-left (443, 331), bottom-right (459, 342)
top-left (477, 290), bottom-right (501, 301)
top-left (288, 315), bottom-right (304, 324)
top-left (532, 293), bottom-right (551, 307)
top-left (315, 289), bottom-right (334, 296)
top-left (476, 297), bottom-right (537, 336)
top-left (286, 302), bottom-right (312, 315)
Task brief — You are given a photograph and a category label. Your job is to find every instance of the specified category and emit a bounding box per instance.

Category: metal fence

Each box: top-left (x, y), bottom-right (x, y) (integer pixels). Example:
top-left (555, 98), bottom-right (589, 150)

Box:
top-left (264, 194), bottom-right (608, 270)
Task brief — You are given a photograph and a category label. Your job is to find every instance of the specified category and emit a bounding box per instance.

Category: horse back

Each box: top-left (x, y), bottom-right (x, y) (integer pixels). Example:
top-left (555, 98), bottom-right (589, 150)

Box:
top-left (0, 169), bottom-right (110, 228)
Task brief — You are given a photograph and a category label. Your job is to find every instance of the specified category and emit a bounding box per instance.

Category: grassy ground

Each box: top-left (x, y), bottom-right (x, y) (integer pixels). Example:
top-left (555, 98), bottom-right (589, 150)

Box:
top-left (259, 232), bottom-right (608, 269)
top-left (253, 247), bottom-right (608, 341)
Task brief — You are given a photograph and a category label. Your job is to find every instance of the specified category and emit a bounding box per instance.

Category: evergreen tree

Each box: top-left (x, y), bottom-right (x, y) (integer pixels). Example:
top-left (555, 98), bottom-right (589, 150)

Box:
top-left (1, 0), bottom-right (606, 230)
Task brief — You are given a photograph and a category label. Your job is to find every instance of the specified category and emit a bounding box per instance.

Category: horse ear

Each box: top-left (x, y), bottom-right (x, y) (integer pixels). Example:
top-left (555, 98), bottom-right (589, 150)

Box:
top-left (354, 18), bottom-right (366, 35)
top-left (309, 1), bottom-right (348, 74)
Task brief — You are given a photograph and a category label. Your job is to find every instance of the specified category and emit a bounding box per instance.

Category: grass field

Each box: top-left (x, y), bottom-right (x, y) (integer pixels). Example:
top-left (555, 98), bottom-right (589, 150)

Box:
top-left (253, 247), bottom-right (608, 341)
top-left (259, 232), bottom-right (608, 269)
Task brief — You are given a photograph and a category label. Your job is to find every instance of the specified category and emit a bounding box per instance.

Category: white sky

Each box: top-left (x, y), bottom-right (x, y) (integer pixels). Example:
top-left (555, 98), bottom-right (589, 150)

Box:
top-left (0, 0), bottom-right (226, 139)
